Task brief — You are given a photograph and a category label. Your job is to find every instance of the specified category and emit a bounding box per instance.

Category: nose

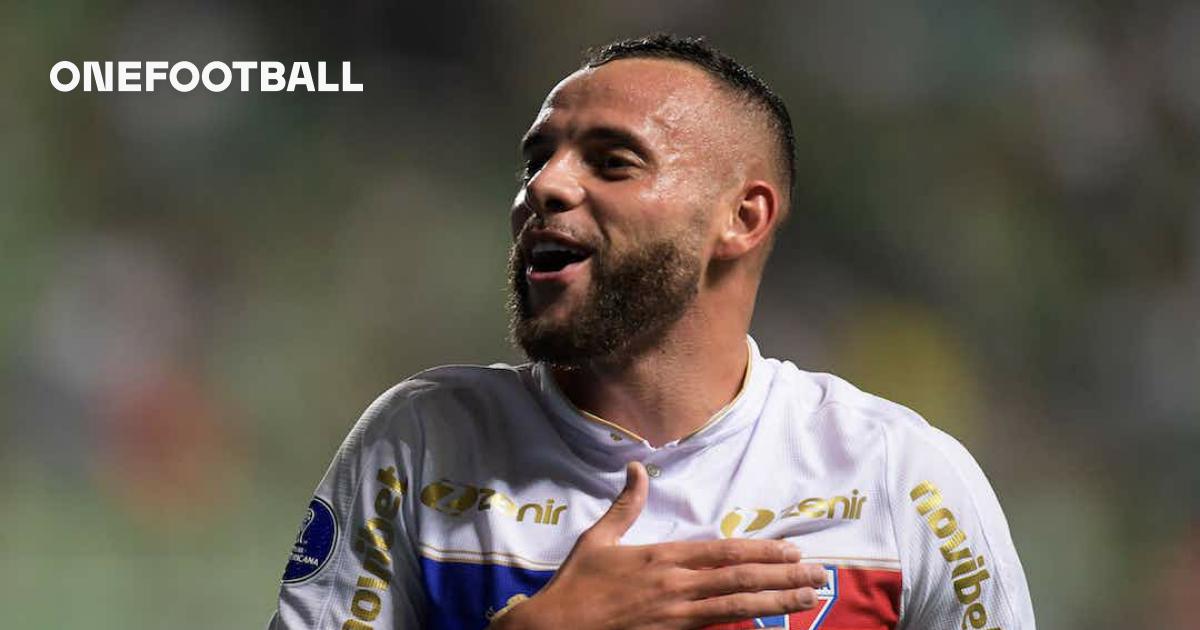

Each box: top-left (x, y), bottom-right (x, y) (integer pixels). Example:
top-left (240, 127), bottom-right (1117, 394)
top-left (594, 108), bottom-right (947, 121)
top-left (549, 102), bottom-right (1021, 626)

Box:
top-left (527, 152), bottom-right (586, 214)
top-left (510, 152), bottom-right (586, 237)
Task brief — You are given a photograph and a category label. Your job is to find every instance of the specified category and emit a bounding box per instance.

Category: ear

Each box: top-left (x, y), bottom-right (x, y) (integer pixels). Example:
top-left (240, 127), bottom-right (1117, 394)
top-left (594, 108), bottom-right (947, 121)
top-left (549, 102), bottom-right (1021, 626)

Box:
top-left (712, 180), bottom-right (779, 261)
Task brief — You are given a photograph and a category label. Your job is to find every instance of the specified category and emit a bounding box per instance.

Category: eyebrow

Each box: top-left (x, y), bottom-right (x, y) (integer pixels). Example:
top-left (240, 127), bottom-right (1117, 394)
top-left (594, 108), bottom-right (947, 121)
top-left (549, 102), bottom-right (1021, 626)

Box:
top-left (519, 129), bottom-right (552, 156)
top-left (520, 125), bottom-right (653, 160)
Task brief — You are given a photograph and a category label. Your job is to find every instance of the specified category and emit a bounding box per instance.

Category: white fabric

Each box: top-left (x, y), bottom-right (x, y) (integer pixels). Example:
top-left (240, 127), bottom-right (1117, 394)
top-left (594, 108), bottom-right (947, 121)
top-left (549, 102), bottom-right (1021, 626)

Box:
top-left (269, 337), bottom-right (1035, 629)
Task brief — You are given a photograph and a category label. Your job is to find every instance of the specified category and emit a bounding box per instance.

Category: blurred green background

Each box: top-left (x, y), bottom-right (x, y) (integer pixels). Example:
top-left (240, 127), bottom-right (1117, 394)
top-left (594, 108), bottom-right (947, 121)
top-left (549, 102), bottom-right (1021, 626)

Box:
top-left (2, 2), bottom-right (1197, 628)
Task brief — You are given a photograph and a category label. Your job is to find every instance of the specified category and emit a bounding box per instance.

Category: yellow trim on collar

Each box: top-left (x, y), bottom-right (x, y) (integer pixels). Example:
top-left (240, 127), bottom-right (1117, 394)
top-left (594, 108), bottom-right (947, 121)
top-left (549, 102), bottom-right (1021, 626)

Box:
top-left (679, 339), bottom-right (754, 443)
top-left (576, 406), bottom-right (650, 442)
top-left (566, 338), bottom-right (755, 445)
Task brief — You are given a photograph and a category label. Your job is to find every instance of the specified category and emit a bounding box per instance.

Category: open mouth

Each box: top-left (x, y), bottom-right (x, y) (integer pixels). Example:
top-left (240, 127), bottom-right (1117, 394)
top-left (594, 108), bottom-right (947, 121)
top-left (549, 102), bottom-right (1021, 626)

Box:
top-left (527, 240), bottom-right (591, 276)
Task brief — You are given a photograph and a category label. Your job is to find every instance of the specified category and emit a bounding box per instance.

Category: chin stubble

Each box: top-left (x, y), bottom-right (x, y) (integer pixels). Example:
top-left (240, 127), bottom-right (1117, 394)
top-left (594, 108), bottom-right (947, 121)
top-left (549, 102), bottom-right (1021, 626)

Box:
top-left (507, 236), bottom-right (702, 367)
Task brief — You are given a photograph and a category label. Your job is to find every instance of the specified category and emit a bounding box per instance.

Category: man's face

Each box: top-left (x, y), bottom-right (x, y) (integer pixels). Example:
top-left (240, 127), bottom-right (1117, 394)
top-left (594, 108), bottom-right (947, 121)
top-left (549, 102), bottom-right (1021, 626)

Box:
top-left (507, 59), bottom-right (733, 366)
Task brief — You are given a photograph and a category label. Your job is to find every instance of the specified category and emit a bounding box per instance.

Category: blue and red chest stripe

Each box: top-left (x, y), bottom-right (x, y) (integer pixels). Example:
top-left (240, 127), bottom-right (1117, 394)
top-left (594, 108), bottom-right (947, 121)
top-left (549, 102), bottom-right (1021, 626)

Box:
top-left (420, 558), bottom-right (900, 630)
top-left (706, 566), bottom-right (901, 630)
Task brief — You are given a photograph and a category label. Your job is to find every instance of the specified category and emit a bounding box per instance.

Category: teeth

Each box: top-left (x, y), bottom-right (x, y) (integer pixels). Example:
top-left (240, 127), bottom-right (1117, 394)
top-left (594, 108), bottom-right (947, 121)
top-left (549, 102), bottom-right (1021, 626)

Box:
top-left (531, 241), bottom-right (586, 257)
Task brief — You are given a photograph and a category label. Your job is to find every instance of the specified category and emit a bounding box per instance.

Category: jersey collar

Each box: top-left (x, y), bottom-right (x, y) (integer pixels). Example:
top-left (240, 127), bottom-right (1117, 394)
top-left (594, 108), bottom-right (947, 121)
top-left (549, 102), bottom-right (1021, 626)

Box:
top-left (531, 336), bottom-right (774, 463)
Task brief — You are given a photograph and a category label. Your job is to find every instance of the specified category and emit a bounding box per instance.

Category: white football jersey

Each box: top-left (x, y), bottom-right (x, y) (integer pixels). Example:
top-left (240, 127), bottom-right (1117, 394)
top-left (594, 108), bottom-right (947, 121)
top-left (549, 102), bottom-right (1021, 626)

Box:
top-left (268, 338), bottom-right (1035, 630)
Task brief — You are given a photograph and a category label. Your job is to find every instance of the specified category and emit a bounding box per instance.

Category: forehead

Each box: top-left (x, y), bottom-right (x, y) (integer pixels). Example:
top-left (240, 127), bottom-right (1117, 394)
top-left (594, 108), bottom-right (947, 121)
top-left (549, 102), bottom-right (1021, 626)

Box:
top-left (526, 58), bottom-right (725, 146)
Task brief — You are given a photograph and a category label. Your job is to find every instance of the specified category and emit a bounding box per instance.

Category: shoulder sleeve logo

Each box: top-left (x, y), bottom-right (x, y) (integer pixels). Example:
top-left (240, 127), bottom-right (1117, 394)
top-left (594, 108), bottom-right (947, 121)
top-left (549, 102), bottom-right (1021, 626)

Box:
top-left (282, 496), bottom-right (340, 584)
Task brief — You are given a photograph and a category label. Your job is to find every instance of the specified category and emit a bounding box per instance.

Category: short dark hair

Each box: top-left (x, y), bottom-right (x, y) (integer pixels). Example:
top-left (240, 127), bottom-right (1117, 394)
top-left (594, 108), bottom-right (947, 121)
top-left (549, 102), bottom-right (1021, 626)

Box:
top-left (583, 34), bottom-right (795, 200)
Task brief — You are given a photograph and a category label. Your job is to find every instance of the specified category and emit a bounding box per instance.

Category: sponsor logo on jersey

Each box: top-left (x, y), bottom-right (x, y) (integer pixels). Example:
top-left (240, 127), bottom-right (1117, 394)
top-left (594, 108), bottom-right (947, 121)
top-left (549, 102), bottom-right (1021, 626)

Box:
top-left (342, 465), bottom-right (408, 630)
top-left (282, 496), bottom-right (338, 583)
top-left (719, 491), bottom-right (867, 538)
top-left (419, 479), bottom-right (568, 526)
top-left (910, 481), bottom-right (1001, 630)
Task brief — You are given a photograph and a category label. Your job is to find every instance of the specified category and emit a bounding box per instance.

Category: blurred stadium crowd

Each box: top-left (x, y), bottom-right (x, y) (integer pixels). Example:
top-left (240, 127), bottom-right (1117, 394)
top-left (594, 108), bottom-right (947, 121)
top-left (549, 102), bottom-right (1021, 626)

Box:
top-left (2, 2), bottom-right (1197, 628)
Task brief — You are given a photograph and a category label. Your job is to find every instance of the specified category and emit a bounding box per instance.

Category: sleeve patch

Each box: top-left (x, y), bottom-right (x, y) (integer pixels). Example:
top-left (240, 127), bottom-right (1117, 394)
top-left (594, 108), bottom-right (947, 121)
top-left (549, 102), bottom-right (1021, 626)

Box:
top-left (282, 496), bottom-right (340, 583)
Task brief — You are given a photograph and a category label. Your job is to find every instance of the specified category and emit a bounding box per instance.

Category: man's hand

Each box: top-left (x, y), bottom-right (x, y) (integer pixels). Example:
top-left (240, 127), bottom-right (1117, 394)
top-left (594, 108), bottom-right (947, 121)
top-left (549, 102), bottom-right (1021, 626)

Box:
top-left (489, 462), bottom-right (827, 630)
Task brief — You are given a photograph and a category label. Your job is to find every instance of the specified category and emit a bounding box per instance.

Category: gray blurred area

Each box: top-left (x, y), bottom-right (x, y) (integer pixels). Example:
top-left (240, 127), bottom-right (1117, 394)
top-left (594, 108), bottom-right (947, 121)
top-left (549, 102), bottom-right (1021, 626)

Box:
top-left (2, 2), bottom-right (1197, 628)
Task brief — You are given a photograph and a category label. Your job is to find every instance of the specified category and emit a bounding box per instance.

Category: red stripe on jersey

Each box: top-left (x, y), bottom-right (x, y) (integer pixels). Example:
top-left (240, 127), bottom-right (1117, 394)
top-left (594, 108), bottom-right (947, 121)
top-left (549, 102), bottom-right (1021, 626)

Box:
top-left (703, 566), bottom-right (900, 630)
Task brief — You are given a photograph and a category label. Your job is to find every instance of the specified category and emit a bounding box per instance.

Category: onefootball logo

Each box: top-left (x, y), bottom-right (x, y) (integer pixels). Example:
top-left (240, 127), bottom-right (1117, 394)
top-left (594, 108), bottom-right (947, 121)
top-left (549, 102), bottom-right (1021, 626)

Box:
top-left (50, 60), bottom-right (363, 93)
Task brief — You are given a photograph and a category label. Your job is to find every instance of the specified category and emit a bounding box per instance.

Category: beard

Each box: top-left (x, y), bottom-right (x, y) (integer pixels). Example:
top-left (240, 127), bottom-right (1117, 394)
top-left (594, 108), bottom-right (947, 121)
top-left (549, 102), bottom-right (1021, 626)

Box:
top-left (507, 233), bottom-right (702, 368)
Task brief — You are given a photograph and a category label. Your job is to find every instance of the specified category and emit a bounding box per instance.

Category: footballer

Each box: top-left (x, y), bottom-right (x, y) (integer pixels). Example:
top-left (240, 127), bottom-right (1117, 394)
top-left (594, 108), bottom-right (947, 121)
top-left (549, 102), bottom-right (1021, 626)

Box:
top-left (268, 34), bottom-right (1035, 630)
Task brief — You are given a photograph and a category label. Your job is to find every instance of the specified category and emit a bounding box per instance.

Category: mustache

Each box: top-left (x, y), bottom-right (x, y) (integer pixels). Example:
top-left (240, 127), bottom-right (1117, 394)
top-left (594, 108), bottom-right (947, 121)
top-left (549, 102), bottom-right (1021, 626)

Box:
top-left (513, 217), bottom-right (601, 252)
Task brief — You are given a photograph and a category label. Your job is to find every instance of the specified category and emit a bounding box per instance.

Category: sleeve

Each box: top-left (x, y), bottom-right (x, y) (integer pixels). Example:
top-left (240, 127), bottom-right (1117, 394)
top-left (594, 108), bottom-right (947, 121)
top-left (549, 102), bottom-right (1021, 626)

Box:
top-left (267, 383), bottom-right (427, 629)
top-left (886, 423), bottom-right (1036, 630)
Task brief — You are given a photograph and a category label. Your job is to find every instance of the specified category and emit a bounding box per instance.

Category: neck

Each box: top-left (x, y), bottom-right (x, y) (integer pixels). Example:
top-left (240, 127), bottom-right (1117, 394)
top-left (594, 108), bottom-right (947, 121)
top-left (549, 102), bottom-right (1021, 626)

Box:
top-left (552, 319), bottom-right (750, 447)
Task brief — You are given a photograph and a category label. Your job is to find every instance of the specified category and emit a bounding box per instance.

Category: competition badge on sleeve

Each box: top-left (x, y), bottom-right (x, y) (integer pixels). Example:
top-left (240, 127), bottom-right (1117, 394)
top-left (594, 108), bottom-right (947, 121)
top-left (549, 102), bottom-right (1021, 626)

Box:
top-left (282, 496), bottom-right (339, 583)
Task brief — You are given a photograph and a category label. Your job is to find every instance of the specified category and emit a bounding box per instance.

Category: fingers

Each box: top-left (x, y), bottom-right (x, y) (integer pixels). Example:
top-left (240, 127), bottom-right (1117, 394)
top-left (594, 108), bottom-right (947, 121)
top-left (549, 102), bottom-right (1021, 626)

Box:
top-left (683, 587), bottom-right (819, 624)
top-left (662, 538), bottom-right (802, 569)
top-left (682, 562), bottom-right (828, 599)
top-left (582, 462), bottom-right (649, 546)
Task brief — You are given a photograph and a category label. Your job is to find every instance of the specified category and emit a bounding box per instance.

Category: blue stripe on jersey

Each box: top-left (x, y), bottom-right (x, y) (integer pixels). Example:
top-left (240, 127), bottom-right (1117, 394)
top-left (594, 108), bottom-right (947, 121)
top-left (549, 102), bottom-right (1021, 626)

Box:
top-left (420, 557), bottom-right (556, 630)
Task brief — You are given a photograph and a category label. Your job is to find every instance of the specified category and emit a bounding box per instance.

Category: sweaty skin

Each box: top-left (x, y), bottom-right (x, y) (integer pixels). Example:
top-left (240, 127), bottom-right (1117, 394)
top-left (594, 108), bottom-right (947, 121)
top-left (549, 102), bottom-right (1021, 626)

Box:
top-left (499, 58), bottom-right (809, 629)
top-left (511, 58), bottom-right (785, 446)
